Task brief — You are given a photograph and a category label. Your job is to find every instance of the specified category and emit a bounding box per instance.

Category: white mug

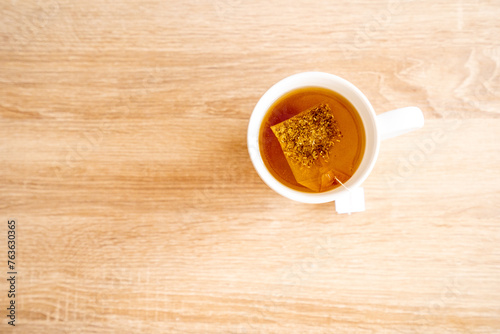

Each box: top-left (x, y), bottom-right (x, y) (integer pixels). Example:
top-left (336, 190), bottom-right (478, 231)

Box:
top-left (247, 72), bottom-right (424, 213)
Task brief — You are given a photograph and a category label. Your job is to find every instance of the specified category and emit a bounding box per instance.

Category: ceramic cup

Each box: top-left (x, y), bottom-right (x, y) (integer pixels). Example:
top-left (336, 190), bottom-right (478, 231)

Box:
top-left (247, 72), bottom-right (424, 213)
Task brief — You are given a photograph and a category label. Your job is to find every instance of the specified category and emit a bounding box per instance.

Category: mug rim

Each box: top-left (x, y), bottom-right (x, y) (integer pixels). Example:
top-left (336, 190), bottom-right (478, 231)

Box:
top-left (247, 72), bottom-right (380, 203)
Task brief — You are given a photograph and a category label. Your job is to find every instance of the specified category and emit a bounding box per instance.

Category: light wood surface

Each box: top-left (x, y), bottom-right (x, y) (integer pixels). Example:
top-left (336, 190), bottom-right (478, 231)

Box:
top-left (1, 0), bottom-right (500, 333)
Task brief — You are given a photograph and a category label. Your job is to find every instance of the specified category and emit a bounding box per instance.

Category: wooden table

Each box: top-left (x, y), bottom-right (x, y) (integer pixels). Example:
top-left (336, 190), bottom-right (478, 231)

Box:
top-left (1, 1), bottom-right (499, 333)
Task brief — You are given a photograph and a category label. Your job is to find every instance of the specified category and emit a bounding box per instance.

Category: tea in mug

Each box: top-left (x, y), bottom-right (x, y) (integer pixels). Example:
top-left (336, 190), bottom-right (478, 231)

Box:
top-left (259, 87), bottom-right (366, 192)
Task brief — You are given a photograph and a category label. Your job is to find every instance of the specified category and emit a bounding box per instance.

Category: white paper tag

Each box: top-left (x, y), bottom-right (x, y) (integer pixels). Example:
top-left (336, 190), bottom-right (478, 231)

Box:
top-left (335, 187), bottom-right (365, 214)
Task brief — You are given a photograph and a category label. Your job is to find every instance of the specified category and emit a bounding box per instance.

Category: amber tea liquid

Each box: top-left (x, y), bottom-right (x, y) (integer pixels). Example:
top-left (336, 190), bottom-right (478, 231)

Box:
top-left (259, 87), bottom-right (366, 192)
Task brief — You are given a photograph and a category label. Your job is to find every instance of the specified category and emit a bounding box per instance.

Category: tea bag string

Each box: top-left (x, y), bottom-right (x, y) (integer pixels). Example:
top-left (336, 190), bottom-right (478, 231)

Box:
top-left (334, 176), bottom-right (351, 192)
top-left (334, 176), bottom-right (354, 215)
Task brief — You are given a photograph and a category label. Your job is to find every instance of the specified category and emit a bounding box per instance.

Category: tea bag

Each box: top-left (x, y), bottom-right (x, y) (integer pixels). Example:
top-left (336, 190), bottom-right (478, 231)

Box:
top-left (271, 104), bottom-right (351, 192)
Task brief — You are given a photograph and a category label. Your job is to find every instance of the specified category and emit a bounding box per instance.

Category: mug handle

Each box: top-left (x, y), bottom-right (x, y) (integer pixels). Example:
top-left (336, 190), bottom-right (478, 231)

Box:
top-left (376, 107), bottom-right (424, 141)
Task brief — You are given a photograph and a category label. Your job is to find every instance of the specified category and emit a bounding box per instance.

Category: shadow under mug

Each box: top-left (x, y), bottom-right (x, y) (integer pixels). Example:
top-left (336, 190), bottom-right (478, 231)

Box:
top-left (247, 72), bottom-right (424, 212)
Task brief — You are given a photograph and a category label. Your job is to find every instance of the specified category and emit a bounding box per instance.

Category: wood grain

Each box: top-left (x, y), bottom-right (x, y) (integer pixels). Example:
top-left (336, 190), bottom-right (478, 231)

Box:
top-left (1, 0), bottom-right (499, 333)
